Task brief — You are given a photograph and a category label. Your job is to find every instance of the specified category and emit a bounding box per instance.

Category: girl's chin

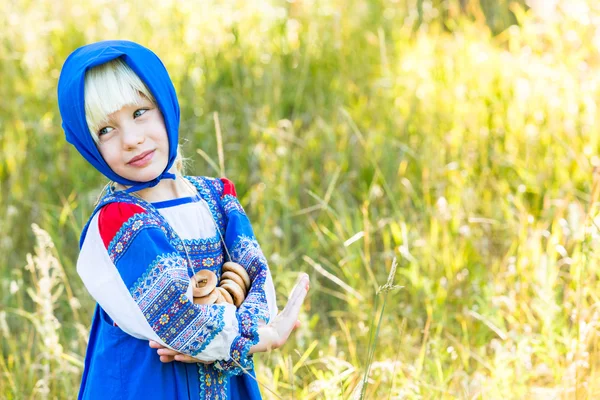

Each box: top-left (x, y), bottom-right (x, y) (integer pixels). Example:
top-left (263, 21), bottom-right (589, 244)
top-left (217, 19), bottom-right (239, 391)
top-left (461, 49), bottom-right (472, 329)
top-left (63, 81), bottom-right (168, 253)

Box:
top-left (123, 165), bottom-right (168, 182)
top-left (114, 173), bottom-right (163, 187)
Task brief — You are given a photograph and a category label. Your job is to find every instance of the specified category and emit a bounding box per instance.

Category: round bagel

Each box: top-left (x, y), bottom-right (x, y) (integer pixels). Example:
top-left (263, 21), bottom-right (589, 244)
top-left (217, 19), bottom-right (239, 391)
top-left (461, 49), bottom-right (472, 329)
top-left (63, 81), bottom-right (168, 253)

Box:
top-left (192, 270), bottom-right (217, 297)
top-left (216, 286), bottom-right (234, 305)
top-left (222, 262), bottom-right (251, 291)
top-left (219, 278), bottom-right (238, 293)
top-left (220, 281), bottom-right (245, 307)
top-left (220, 271), bottom-right (247, 296)
top-left (214, 290), bottom-right (226, 304)
top-left (194, 288), bottom-right (219, 305)
top-left (219, 278), bottom-right (233, 285)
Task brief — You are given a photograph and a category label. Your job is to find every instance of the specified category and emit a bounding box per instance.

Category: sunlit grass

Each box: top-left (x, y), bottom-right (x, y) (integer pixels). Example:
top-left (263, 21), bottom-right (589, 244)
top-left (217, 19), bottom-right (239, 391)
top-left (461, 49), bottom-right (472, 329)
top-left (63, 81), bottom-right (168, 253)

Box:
top-left (2, 0), bottom-right (600, 398)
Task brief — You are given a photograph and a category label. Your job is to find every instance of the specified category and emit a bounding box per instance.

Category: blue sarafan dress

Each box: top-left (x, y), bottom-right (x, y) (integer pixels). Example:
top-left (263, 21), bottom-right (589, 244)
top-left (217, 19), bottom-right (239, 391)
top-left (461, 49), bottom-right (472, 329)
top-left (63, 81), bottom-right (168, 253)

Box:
top-left (76, 176), bottom-right (277, 399)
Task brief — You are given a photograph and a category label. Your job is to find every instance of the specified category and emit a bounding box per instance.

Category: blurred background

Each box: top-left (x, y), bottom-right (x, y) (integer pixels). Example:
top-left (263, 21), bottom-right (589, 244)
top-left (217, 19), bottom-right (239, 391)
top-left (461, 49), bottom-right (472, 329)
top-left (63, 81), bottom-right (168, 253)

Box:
top-left (2, 0), bottom-right (600, 398)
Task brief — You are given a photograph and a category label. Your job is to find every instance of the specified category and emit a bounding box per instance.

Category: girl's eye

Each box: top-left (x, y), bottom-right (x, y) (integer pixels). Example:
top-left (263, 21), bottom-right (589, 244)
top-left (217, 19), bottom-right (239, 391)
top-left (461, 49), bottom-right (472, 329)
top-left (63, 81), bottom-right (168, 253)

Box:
top-left (98, 126), bottom-right (113, 136)
top-left (133, 108), bottom-right (149, 118)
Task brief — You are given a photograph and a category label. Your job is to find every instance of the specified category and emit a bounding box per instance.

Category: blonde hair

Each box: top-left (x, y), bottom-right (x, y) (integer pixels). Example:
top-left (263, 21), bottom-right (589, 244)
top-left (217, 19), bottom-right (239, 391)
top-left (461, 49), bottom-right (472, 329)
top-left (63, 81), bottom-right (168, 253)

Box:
top-left (84, 58), bottom-right (155, 143)
top-left (84, 58), bottom-right (185, 175)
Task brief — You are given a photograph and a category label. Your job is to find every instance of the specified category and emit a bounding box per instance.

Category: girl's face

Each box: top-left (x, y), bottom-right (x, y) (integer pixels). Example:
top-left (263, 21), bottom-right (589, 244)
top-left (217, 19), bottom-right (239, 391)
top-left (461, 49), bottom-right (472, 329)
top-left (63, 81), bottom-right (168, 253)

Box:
top-left (96, 95), bottom-right (169, 183)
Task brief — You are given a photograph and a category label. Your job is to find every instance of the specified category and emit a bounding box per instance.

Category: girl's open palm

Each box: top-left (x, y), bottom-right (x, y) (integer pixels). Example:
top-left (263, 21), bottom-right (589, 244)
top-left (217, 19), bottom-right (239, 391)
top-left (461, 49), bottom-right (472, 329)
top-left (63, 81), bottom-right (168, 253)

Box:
top-left (150, 273), bottom-right (310, 363)
top-left (252, 273), bottom-right (309, 352)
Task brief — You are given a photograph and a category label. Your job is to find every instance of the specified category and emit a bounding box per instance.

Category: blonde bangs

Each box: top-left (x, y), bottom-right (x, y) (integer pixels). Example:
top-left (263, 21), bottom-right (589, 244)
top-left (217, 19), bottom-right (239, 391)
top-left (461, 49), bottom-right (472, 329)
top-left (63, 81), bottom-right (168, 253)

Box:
top-left (84, 58), bottom-right (155, 142)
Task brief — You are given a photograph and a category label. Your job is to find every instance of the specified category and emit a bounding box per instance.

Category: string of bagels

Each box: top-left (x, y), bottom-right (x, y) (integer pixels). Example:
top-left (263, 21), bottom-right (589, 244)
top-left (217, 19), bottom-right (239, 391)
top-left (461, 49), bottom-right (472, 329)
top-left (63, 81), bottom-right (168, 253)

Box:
top-left (192, 261), bottom-right (251, 307)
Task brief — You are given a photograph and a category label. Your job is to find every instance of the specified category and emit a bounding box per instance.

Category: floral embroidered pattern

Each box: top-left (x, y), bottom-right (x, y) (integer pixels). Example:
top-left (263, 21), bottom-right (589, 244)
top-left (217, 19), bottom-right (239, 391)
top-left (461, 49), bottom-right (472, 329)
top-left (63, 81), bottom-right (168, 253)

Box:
top-left (230, 235), bottom-right (268, 282)
top-left (210, 178), bottom-right (225, 196)
top-left (130, 253), bottom-right (188, 308)
top-left (107, 213), bottom-right (163, 264)
top-left (198, 364), bottom-right (228, 399)
top-left (240, 258), bottom-right (270, 324)
top-left (184, 237), bottom-right (221, 254)
top-left (214, 234), bottom-right (270, 376)
top-left (222, 194), bottom-right (245, 215)
top-left (215, 334), bottom-right (255, 373)
top-left (183, 236), bottom-right (224, 276)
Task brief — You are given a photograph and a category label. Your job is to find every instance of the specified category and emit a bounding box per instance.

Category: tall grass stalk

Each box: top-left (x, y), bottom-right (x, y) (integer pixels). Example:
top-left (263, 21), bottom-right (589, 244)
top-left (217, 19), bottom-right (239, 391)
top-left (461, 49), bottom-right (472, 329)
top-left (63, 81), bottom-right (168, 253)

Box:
top-left (360, 258), bottom-right (402, 399)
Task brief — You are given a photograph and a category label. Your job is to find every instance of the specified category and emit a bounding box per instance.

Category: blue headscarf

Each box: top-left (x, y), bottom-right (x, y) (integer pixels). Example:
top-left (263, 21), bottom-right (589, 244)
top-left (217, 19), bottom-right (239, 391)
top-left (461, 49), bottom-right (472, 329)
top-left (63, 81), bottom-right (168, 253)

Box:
top-left (57, 40), bottom-right (179, 192)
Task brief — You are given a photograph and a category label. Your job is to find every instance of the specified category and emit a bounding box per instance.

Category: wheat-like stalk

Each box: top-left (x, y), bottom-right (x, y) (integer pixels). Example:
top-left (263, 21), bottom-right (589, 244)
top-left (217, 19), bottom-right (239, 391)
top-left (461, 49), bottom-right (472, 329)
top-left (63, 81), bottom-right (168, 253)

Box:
top-left (15, 224), bottom-right (78, 399)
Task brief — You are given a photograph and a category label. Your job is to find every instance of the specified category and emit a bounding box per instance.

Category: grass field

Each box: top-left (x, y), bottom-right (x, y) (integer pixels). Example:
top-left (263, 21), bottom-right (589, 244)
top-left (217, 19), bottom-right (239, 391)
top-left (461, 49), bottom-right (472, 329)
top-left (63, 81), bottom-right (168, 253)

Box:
top-left (2, 0), bottom-right (600, 398)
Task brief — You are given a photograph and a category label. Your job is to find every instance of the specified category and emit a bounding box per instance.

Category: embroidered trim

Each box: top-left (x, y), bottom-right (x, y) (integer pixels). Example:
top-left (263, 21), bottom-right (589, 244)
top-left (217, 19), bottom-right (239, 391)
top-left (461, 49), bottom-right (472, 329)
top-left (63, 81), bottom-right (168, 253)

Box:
top-left (215, 271), bottom-right (268, 373)
top-left (240, 259), bottom-right (271, 328)
top-left (214, 239), bottom-right (270, 376)
top-left (230, 235), bottom-right (268, 282)
top-left (107, 213), bottom-right (163, 264)
top-left (130, 252), bottom-right (226, 356)
top-left (183, 236), bottom-right (222, 254)
top-left (186, 176), bottom-right (226, 234)
top-left (222, 194), bottom-right (246, 216)
top-left (182, 236), bottom-right (224, 276)
top-left (214, 335), bottom-right (255, 375)
top-left (198, 364), bottom-right (228, 399)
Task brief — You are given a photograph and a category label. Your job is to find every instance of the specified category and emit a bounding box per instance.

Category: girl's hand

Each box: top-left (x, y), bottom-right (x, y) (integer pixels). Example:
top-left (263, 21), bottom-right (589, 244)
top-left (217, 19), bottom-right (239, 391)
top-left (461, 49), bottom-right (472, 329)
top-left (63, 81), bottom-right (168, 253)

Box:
top-left (148, 341), bottom-right (213, 364)
top-left (250, 273), bottom-right (310, 354)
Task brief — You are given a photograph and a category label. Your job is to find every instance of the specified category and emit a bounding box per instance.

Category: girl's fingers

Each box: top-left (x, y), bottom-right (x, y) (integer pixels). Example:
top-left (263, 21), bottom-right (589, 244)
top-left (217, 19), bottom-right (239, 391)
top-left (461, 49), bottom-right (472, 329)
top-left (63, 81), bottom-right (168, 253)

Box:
top-left (149, 340), bottom-right (165, 349)
top-left (160, 353), bottom-right (213, 365)
top-left (175, 355), bottom-right (205, 363)
top-left (286, 274), bottom-right (309, 306)
top-left (151, 340), bottom-right (214, 364)
top-left (157, 348), bottom-right (180, 356)
top-left (160, 352), bottom-right (209, 364)
top-left (282, 274), bottom-right (309, 318)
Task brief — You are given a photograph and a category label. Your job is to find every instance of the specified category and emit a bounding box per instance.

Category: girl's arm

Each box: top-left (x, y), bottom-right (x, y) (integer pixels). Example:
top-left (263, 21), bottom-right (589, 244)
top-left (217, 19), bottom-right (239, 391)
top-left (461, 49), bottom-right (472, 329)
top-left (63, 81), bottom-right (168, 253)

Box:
top-left (200, 176), bottom-right (288, 372)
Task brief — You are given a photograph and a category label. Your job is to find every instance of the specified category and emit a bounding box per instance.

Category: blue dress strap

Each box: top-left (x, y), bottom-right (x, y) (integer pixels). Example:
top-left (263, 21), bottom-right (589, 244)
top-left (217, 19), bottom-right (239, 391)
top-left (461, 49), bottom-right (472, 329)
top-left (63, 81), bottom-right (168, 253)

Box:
top-left (185, 176), bottom-right (227, 237)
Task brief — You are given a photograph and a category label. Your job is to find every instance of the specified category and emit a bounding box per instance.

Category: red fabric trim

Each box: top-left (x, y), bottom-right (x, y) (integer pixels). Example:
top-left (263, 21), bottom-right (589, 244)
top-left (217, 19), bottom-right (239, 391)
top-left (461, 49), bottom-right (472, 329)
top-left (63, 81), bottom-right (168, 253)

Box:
top-left (220, 177), bottom-right (237, 198)
top-left (98, 203), bottom-right (146, 249)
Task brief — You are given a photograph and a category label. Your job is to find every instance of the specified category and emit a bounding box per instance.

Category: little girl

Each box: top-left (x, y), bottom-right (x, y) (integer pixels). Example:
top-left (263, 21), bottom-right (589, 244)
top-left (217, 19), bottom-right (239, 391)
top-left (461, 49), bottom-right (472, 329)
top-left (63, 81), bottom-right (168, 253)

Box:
top-left (57, 40), bottom-right (309, 400)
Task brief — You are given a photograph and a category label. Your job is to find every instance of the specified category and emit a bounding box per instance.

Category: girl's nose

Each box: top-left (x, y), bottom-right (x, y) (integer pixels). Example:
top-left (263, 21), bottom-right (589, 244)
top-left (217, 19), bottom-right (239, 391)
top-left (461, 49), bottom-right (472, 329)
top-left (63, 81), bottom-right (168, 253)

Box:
top-left (122, 125), bottom-right (145, 149)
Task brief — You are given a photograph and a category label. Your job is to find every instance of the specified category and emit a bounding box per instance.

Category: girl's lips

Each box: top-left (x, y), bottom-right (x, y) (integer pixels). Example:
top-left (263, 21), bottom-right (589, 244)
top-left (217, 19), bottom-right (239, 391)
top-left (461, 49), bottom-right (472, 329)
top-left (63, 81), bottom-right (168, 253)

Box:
top-left (127, 150), bottom-right (155, 167)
